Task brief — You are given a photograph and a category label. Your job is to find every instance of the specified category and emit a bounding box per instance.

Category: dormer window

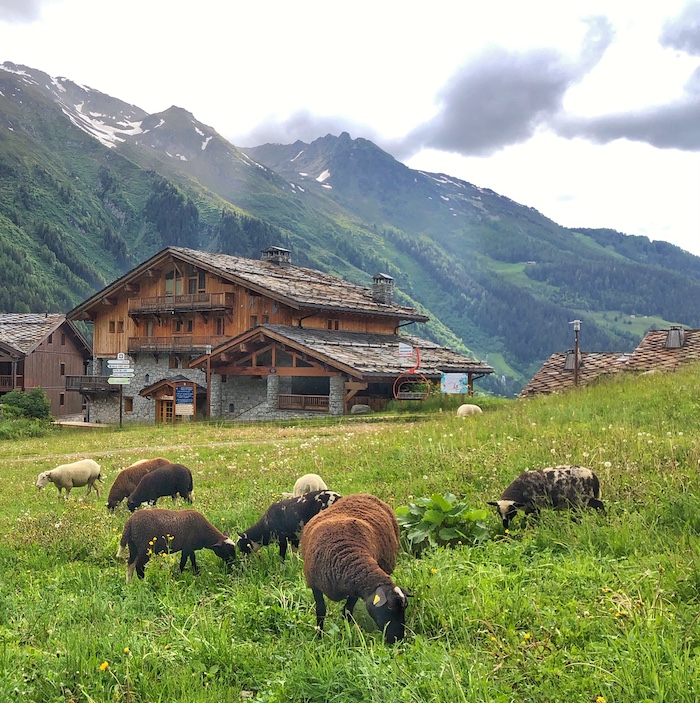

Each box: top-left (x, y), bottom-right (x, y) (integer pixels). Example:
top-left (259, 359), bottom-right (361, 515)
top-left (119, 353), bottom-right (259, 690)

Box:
top-left (665, 327), bottom-right (686, 349)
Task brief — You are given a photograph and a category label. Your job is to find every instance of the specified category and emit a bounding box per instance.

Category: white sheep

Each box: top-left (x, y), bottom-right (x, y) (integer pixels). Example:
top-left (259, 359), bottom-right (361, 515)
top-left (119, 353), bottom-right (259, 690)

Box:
top-left (457, 403), bottom-right (483, 417)
top-left (281, 473), bottom-right (328, 499)
top-left (36, 459), bottom-right (102, 500)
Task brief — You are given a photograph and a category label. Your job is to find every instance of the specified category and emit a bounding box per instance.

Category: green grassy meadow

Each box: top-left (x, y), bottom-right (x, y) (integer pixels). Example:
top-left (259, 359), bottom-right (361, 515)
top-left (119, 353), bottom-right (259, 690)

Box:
top-left (2, 366), bottom-right (700, 702)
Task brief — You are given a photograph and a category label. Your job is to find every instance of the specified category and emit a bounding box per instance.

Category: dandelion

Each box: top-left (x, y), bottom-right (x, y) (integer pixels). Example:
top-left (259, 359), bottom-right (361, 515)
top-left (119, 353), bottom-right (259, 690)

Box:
top-left (522, 632), bottom-right (531, 641)
top-left (123, 647), bottom-right (130, 654)
top-left (431, 568), bottom-right (438, 574)
top-left (99, 661), bottom-right (109, 671)
top-left (603, 461), bottom-right (611, 468)
top-left (597, 697), bottom-right (606, 703)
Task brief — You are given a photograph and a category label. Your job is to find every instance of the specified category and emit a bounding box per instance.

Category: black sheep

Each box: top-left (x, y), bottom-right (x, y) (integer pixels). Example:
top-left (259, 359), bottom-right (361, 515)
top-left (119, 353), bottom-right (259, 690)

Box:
top-left (487, 464), bottom-right (604, 529)
top-left (117, 508), bottom-right (236, 582)
top-left (237, 490), bottom-right (341, 560)
top-left (301, 493), bottom-right (410, 644)
top-left (106, 457), bottom-right (173, 512)
top-left (126, 463), bottom-right (193, 512)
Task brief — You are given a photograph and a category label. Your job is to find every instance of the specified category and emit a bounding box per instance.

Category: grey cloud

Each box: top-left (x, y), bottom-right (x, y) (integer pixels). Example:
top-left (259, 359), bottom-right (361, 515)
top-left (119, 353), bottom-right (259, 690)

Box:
top-left (394, 15), bottom-right (614, 159)
top-left (0, 0), bottom-right (51, 22)
top-left (554, 66), bottom-right (700, 150)
top-left (660, 1), bottom-right (700, 55)
top-left (232, 111), bottom-right (376, 148)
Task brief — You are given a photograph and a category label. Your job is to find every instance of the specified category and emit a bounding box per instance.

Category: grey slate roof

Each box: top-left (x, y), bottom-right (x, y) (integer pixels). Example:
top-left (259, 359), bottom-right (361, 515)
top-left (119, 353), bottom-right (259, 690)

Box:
top-left (0, 313), bottom-right (67, 355)
top-left (214, 324), bottom-right (494, 380)
top-left (68, 247), bottom-right (428, 322)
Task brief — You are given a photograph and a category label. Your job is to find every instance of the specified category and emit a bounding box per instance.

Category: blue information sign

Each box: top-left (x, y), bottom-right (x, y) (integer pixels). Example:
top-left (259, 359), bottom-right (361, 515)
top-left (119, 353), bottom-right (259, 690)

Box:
top-left (176, 386), bottom-right (194, 404)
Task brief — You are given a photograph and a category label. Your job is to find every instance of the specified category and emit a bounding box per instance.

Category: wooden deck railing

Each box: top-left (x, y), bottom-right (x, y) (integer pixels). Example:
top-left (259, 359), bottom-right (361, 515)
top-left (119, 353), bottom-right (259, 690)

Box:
top-left (0, 375), bottom-right (22, 390)
top-left (128, 336), bottom-right (227, 354)
top-left (128, 292), bottom-right (235, 314)
top-left (65, 376), bottom-right (117, 393)
top-left (278, 394), bottom-right (329, 411)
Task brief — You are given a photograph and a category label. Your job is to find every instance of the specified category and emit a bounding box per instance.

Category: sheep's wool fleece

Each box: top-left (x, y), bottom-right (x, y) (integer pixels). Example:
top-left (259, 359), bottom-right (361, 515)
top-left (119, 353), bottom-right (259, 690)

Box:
top-left (301, 493), bottom-right (399, 602)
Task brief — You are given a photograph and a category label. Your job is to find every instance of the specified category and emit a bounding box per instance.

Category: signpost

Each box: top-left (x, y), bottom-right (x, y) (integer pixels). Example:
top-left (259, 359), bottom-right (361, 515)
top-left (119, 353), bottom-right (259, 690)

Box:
top-left (107, 355), bottom-right (133, 428)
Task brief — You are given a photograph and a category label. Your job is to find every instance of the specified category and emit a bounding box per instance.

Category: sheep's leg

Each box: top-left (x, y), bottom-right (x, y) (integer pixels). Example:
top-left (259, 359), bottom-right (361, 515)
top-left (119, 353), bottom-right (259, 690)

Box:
top-left (342, 597), bottom-right (359, 620)
top-left (92, 482), bottom-right (100, 498)
top-left (179, 551), bottom-right (189, 572)
top-left (312, 588), bottom-right (327, 635)
top-left (279, 538), bottom-right (288, 561)
top-left (63, 486), bottom-right (70, 501)
top-left (135, 554), bottom-right (149, 580)
top-left (190, 552), bottom-right (199, 574)
top-left (126, 562), bottom-right (136, 584)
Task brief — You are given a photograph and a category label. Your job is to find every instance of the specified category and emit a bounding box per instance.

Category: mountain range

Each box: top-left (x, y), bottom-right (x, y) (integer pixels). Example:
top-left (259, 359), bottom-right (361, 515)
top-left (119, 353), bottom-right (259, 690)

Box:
top-left (1, 60), bottom-right (699, 396)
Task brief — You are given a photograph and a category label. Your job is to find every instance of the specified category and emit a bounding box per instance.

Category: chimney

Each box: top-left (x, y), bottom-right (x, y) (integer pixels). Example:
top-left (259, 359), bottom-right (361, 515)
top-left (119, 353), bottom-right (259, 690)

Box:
top-left (665, 326), bottom-right (686, 349)
top-left (372, 273), bottom-right (394, 304)
top-left (261, 246), bottom-right (291, 266)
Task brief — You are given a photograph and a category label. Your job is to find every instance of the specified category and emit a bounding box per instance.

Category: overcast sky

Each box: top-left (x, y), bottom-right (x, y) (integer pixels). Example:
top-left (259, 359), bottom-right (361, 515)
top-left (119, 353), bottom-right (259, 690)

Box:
top-left (1, 0), bottom-right (699, 256)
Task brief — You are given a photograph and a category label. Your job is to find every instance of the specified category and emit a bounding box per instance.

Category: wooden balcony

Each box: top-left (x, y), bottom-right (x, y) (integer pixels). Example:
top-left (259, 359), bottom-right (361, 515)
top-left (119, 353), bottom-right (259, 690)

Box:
top-left (128, 292), bottom-right (235, 315)
top-left (65, 376), bottom-right (118, 394)
top-left (278, 394), bottom-right (329, 411)
top-left (128, 336), bottom-right (227, 354)
top-left (0, 375), bottom-right (22, 391)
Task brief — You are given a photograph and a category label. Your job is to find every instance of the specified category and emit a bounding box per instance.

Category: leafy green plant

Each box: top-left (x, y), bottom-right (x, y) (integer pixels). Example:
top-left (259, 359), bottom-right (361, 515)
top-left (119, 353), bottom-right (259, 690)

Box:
top-left (1, 388), bottom-right (52, 420)
top-left (396, 492), bottom-right (492, 553)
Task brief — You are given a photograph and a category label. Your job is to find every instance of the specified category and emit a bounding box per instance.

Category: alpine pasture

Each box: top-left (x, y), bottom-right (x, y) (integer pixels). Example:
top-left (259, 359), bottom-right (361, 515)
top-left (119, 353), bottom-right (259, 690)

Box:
top-left (1, 366), bottom-right (700, 703)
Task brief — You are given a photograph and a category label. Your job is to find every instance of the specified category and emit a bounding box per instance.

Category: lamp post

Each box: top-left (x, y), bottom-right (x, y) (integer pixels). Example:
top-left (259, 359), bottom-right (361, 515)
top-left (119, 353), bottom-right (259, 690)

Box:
top-left (205, 344), bottom-right (212, 420)
top-left (569, 320), bottom-right (581, 386)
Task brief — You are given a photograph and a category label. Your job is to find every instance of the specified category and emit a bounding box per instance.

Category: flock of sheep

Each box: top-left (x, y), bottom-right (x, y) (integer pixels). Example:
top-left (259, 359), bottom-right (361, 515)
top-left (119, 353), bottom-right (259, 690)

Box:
top-left (34, 412), bottom-right (605, 643)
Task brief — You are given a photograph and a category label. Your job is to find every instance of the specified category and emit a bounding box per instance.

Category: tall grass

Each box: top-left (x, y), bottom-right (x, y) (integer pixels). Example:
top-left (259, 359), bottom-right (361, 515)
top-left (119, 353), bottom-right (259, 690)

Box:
top-left (1, 366), bottom-right (699, 702)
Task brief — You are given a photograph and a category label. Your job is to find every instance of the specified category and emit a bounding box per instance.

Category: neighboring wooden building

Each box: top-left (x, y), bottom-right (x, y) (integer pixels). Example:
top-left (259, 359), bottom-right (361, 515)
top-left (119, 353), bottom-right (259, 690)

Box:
top-left (519, 326), bottom-right (700, 398)
top-left (0, 313), bottom-right (91, 418)
top-left (67, 246), bottom-right (493, 423)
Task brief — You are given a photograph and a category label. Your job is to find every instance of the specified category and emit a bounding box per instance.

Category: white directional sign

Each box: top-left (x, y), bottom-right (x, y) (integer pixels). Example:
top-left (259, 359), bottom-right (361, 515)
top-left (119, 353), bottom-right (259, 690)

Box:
top-left (108, 360), bottom-right (132, 368)
top-left (111, 369), bottom-right (135, 377)
top-left (108, 377), bottom-right (131, 385)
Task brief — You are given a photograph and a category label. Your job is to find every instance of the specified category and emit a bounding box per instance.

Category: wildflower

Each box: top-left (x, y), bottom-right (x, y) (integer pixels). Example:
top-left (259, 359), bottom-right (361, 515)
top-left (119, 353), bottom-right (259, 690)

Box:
top-left (522, 633), bottom-right (531, 641)
top-left (123, 647), bottom-right (130, 654)
top-left (603, 461), bottom-right (611, 468)
top-left (99, 661), bottom-right (109, 671)
top-left (597, 697), bottom-right (606, 703)
top-left (430, 568), bottom-right (438, 574)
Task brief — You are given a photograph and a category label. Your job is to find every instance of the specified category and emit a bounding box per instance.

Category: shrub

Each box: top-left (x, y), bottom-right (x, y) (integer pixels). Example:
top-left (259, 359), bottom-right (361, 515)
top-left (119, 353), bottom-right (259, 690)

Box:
top-left (396, 492), bottom-right (492, 553)
top-left (1, 388), bottom-right (52, 420)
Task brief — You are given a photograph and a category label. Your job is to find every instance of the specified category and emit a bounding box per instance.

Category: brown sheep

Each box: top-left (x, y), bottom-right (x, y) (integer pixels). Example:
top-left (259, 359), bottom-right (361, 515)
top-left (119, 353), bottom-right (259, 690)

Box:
top-left (126, 463), bottom-right (194, 512)
top-left (301, 493), bottom-right (410, 643)
top-left (106, 458), bottom-right (174, 512)
top-left (116, 508), bottom-right (236, 583)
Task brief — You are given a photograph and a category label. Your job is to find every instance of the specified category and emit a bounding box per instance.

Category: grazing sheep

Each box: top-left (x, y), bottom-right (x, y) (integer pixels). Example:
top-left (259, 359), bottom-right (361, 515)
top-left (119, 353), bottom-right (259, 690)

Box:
top-left (116, 508), bottom-right (236, 583)
top-left (456, 403), bottom-right (483, 417)
top-left (237, 490), bottom-right (341, 561)
top-left (488, 465), bottom-right (604, 529)
top-left (126, 463), bottom-right (193, 512)
top-left (301, 493), bottom-right (410, 644)
top-left (36, 459), bottom-right (102, 500)
top-left (106, 457), bottom-right (174, 512)
top-left (283, 473), bottom-right (328, 498)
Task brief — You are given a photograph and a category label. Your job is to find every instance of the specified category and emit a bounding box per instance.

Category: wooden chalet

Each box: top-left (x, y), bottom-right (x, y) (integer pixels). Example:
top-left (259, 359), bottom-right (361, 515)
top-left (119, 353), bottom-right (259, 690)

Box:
top-left (67, 246), bottom-right (493, 423)
top-left (0, 313), bottom-right (91, 418)
top-left (519, 326), bottom-right (700, 398)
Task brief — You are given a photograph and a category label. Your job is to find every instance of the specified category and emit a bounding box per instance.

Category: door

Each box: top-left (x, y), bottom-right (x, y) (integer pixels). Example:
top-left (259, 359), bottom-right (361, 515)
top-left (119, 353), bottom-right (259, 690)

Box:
top-left (157, 399), bottom-right (174, 423)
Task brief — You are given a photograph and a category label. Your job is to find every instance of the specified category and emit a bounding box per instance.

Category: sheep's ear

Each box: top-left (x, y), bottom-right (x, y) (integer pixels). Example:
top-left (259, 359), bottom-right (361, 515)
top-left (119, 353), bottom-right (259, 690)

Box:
top-left (371, 587), bottom-right (387, 607)
top-left (486, 501), bottom-right (498, 507)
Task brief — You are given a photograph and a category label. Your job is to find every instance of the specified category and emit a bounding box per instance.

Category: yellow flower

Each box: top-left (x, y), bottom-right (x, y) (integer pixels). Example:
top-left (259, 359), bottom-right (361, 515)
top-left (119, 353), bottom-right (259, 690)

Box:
top-left (123, 647), bottom-right (130, 654)
top-left (430, 568), bottom-right (438, 574)
top-left (596, 697), bottom-right (606, 703)
top-left (99, 661), bottom-right (109, 671)
top-left (522, 632), bottom-right (531, 640)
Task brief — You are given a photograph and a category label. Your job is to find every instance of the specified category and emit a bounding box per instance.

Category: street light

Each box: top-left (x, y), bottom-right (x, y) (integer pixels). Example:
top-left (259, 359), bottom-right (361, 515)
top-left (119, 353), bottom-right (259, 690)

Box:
top-left (569, 320), bottom-right (581, 386)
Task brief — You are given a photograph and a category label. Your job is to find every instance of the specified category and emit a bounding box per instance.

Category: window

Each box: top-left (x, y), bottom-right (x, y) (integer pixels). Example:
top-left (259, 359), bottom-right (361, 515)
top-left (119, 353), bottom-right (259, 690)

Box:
top-left (109, 321), bottom-right (116, 333)
top-left (169, 356), bottom-right (181, 369)
top-left (59, 393), bottom-right (65, 406)
top-left (124, 397), bottom-right (134, 413)
top-left (60, 363), bottom-right (66, 376)
top-left (117, 321), bottom-right (124, 334)
top-left (221, 374), bottom-right (227, 383)
top-left (198, 272), bottom-right (206, 292)
top-left (48, 334), bottom-right (53, 344)
top-left (187, 320), bottom-right (193, 333)
top-left (216, 318), bottom-right (225, 336)
top-left (188, 277), bottom-right (197, 294)
top-left (250, 315), bottom-right (258, 327)
top-left (175, 320), bottom-right (184, 333)
top-left (262, 315), bottom-right (269, 324)
top-left (61, 333), bottom-right (66, 345)
top-left (228, 402), bottom-right (235, 413)
top-left (327, 319), bottom-right (340, 330)
top-left (165, 269), bottom-right (183, 295)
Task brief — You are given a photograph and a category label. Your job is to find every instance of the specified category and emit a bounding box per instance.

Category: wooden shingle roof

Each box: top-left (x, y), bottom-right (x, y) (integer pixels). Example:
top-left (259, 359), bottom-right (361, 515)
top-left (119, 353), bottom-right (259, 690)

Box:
top-left (519, 351), bottom-right (632, 398)
top-left (0, 313), bottom-right (68, 355)
top-left (68, 247), bottom-right (429, 322)
top-left (197, 324), bottom-right (494, 381)
top-left (520, 328), bottom-right (700, 398)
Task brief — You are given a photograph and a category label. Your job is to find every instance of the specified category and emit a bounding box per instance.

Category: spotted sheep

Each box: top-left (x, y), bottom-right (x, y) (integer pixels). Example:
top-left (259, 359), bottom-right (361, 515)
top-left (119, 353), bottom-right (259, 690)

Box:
top-left (488, 465), bottom-right (604, 529)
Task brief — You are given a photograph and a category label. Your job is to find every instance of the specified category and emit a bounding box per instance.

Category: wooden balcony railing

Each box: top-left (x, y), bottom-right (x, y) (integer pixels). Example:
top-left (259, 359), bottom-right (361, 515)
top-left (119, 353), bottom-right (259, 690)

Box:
top-left (65, 376), bottom-right (117, 393)
top-left (128, 336), bottom-right (227, 354)
top-left (128, 292), bottom-right (235, 315)
top-left (278, 394), bottom-right (329, 411)
top-left (0, 375), bottom-right (22, 390)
